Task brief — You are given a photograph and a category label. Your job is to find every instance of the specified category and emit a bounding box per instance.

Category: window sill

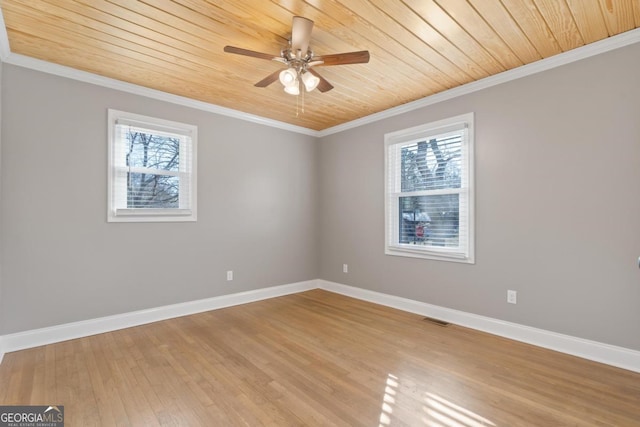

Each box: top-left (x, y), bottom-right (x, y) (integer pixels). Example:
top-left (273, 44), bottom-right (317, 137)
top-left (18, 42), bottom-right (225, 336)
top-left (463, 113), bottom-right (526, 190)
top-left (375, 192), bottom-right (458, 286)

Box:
top-left (385, 245), bottom-right (474, 264)
top-left (108, 208), bottom-right (196, 223)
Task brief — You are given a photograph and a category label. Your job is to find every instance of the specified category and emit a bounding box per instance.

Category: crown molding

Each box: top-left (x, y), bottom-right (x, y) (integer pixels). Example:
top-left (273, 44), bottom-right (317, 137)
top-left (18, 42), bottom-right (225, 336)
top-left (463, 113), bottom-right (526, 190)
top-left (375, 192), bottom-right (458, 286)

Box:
top-left (2, 52), bottom-right (320, 137)
top-left (317, 27), bottom-right (640, 137)
top-left (0, 8), bottom-right (638, 137)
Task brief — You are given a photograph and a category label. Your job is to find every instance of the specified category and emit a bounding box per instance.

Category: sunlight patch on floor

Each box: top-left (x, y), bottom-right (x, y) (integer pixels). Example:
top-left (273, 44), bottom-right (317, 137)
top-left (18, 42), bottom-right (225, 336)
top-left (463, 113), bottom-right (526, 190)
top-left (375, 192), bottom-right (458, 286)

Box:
top-left (378, 373), bottom-right (398, 426)
top-left (422, 392), bottom-right (495, 427)
top-left (379, 373), bottom-right (495, 426)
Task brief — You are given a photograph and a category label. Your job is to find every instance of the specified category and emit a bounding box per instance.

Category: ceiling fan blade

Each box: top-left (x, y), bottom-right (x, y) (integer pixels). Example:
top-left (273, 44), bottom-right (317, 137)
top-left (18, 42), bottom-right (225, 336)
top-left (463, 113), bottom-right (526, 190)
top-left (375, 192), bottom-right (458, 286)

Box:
top-left (254, 69), bottom-right (282, 88)
top-left (308, 69), bottom-right (334, 93)
top-left (291, 16), bottom-right (314, 54)
top-left (224, 45), bottom-right (279, 61)
top-left (315, 51), bottom-right (370, 66)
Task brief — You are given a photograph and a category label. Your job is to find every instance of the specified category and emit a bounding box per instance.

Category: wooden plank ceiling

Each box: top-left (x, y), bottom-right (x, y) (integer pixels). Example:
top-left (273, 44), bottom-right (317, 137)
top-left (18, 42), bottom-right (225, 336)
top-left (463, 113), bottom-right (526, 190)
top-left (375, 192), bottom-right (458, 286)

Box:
top-left (1, 0), bottom-right (639, 131)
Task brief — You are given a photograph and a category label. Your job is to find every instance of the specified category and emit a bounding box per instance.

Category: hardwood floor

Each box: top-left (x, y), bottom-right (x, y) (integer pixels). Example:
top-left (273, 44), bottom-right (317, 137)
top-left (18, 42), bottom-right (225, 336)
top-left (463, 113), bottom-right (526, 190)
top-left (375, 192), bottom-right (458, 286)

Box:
top-left (1, 289), bottom-right (639, 426)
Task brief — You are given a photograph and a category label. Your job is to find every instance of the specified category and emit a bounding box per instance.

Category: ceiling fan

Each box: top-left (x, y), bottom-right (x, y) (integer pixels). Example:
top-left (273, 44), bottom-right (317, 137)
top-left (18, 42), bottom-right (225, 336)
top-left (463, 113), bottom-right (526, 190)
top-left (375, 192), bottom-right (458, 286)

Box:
top-left (224, 16), bottom-right (370, 96)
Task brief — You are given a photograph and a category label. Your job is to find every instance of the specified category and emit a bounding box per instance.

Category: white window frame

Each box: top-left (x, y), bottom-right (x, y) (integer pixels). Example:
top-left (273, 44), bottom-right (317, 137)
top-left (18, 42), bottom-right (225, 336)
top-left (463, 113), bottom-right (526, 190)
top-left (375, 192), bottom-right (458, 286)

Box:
top-left (384, 113), bottom-right (474, 263)
top-left (107, 109), bottom-right (197, 222)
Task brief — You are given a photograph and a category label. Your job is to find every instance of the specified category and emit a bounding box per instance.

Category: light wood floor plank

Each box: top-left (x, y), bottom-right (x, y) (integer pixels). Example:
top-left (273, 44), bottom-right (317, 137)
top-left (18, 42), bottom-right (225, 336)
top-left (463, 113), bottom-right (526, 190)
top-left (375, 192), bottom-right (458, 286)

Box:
top-left (1, 289), bottom-right (639, 426)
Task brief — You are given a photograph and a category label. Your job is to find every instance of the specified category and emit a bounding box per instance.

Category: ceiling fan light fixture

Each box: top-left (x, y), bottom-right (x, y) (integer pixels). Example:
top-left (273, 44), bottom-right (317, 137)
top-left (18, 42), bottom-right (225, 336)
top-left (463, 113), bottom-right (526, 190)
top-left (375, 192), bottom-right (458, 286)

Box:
top-left (301, 71), bottom-right (320, 92)
top-left (279, 68), bottom-right (298, 87)
top-left (284, 84), bottom-right (300, 95)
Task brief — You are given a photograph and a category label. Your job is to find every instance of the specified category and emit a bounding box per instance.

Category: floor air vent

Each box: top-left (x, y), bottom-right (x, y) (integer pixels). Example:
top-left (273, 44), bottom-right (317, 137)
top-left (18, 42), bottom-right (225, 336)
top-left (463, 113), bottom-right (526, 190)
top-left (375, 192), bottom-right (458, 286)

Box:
top-left (423, 316), bottom-right (450, 327)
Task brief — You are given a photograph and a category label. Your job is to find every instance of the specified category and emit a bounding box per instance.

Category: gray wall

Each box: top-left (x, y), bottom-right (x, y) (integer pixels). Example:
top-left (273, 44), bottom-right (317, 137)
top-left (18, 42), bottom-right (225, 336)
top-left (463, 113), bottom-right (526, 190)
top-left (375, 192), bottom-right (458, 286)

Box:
top-left (319, 42), bottom-right (640, 351)
top-left (0, 64), bottom-right (319, 334)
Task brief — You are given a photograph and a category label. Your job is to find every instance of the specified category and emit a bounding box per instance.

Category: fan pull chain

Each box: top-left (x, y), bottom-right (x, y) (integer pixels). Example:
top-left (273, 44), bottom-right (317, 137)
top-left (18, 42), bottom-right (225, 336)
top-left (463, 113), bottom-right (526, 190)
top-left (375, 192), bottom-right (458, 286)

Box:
top-left (295, 89), bottom-right (299, 117)
top-left (295, 80), bottom-right (305, 117)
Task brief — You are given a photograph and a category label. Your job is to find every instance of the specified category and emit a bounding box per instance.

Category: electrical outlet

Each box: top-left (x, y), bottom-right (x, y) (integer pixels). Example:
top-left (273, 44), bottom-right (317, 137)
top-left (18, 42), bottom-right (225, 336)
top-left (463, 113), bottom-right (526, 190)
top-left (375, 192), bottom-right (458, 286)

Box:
top-left (226, 270), bottom-right (233, 281)
top-left (343, 264), bottom-right (348, 273)
top-left (507, 290), bottom-right (517, 304)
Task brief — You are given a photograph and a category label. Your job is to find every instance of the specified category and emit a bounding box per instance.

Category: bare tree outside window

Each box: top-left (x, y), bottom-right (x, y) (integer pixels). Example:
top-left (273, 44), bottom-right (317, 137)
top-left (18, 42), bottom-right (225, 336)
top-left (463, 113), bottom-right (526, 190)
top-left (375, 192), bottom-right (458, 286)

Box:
top-left (125, 130), bottom-right (180, 209)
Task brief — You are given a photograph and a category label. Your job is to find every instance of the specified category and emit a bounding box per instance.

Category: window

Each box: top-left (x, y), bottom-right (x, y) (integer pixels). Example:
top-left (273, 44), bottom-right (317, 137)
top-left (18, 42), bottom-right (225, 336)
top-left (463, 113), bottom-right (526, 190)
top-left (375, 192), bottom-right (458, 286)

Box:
top-left (385, 113), bottom-right (474, 263)
top-left (108, 109), bottom-right (197, 222)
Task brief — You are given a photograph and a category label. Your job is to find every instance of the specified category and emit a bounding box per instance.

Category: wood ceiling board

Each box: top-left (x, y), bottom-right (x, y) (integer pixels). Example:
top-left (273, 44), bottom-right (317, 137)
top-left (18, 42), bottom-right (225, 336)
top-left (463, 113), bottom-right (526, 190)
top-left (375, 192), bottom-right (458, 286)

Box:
top-left (500, 0), bottom-right (564, 58)
top-left (323, 0), bottom-right (473, 86)
top-left (22, 0), bottom-right (229, 66)
top-left (565, 0), bottom-right (610, 43)
top-left (2, 10), bottom-right (287, 108)
top-left (598, 0), bottom-right (636, 34)
top-left (433, 0), bottom-right (524, 70)
top-left (532, 0), bottom-right (585, 51)
top-left (2, 3), bottom-right (234, 82)
top-left (101, 0), bottom-right (269, 50)
top-left (403, 0), bottom-right (510, 76)
top-left (368, 0), bottom-right (490, 81)
top-left (467, 0), bottom-right (542, 64)
top-left (7, 33), bottom-right (207, 96)
top-left (291, 0), bottom-right (460, 89)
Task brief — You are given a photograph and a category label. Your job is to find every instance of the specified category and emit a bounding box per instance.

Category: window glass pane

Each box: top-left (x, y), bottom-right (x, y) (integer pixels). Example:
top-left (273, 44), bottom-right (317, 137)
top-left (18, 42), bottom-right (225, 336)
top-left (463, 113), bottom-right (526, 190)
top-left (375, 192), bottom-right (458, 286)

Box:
top-left (127, 173), bottom-right (179, 208)
top-left (125, 130), bottom-right (180, 172)
top-left (399, 195), bottom-right (459, 247)
top-left (400, 134), bottom-right (462, 192)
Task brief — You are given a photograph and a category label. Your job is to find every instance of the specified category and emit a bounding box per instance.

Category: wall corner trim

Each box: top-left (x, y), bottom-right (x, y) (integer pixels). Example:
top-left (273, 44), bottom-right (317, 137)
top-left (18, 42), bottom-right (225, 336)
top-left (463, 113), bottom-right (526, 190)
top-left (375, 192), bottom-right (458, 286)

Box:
top-left (0, 280), bottom-right (318, 360)
top-left (317, 280), bottom-right (640, 373)
top-left (0, 9), bottom-right (10, 61)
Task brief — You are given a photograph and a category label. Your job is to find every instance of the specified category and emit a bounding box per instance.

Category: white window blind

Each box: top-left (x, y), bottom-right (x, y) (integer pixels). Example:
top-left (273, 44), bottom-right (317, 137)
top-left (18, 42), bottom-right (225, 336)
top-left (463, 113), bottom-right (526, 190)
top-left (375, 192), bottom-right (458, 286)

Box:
top-left (385, 113), bottom-right (474, 263)
top-left (108, 110), bottom-right (197, 222)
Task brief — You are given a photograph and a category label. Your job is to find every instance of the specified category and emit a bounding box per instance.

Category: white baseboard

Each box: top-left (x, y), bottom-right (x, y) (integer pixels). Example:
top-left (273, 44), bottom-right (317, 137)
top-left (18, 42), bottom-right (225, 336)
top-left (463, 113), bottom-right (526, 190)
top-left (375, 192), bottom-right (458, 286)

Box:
top-left (2, 278), bottom-right (639, 374)
top-left (0, 280), bottom-right (317, 361)
top-left (318, 280), bottom-right (640, 373)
